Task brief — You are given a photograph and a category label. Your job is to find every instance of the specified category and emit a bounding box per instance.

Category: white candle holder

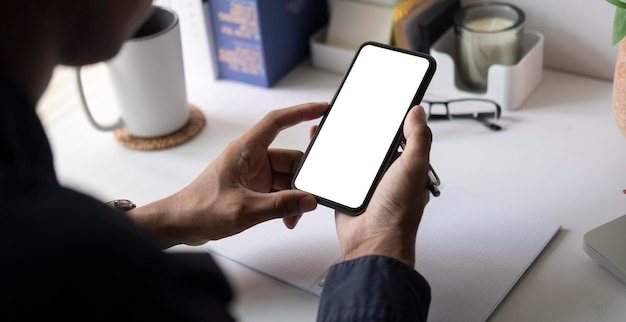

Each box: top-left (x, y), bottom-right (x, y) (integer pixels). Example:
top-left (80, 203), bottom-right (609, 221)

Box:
top-left (428, 27), bottom-right (544, 111)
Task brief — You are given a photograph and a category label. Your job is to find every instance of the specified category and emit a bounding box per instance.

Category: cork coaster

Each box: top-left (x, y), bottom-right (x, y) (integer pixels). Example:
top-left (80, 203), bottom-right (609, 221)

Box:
top-left (113, 104), bottom-right (205, 151)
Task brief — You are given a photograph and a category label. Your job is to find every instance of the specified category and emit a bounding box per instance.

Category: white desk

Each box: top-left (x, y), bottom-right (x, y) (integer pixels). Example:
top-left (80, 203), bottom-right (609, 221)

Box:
top-left (44, 60), bottom-right (626, 321)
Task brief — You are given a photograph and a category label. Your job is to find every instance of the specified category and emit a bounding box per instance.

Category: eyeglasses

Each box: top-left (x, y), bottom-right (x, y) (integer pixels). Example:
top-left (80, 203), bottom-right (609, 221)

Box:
top-left (422, 98), bottom-right (502, 131)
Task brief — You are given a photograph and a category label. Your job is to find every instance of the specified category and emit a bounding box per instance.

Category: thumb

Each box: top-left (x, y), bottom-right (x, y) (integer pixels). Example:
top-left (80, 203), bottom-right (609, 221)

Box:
top-left (404, 105), bottom-right (432, 158)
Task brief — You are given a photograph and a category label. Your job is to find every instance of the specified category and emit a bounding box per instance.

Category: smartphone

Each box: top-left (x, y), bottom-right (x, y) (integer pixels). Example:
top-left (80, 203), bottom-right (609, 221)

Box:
top-left (291, 41), bottom-right (436, 215)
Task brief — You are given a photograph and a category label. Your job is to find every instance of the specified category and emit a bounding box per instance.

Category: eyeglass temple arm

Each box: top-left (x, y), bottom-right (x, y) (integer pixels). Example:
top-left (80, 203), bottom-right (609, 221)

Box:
top-left (427, 113), bottom-right (502, 131)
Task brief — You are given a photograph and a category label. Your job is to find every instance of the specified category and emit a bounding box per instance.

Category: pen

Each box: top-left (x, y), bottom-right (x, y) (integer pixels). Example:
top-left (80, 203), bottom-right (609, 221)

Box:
top-left (400, 140), bottom-right (441, 197)
top-left (428, 163), bottom-right (441, 197)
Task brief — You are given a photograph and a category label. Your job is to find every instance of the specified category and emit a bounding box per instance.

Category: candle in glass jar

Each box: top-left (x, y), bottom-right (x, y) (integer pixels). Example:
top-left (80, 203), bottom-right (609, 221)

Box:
top-left (454, 4), bottom-right (525, 91)
top-left (466, 16), bottom-right (514, 33)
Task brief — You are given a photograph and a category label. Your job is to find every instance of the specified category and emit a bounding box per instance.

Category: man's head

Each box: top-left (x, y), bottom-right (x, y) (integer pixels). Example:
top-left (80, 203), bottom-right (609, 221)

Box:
top-left (53, 0), bottom-right (154, 66)
top-left (0, 0), bottom-right (153, 99)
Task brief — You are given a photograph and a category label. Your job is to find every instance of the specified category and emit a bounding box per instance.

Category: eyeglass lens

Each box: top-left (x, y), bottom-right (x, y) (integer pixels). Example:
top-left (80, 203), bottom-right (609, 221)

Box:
top-left (423, 98), bottom-right (502, 131)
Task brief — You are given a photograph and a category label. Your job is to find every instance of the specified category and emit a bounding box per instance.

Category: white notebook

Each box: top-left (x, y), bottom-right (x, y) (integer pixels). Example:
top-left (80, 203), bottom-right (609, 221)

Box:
top-left (206, 186), bottom-right (561, 321)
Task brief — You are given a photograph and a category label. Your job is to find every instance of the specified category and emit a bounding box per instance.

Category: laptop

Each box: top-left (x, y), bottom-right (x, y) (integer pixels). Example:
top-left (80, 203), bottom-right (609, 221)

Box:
top-left (583, 214), bottom-right (626, 283)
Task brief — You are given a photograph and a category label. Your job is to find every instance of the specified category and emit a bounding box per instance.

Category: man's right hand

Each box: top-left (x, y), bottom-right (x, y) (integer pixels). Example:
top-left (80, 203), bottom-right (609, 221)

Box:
top-left (334, 105), bottom-right (433, 268)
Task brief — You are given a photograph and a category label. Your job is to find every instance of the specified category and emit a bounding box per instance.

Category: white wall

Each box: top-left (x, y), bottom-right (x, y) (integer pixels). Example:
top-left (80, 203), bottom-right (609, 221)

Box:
top-left (462, 0), bottom-right (618, 81)
top-left (328, 0), bottom-right (619, 81)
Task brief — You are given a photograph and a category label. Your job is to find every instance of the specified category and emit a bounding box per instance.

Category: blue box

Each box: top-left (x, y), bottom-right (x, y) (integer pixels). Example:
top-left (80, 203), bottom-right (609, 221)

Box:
top-left (207, 0), bottom-right (328, 87)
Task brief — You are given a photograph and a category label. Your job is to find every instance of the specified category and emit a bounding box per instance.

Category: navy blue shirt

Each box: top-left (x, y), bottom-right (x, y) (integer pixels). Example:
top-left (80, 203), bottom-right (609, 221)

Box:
top-left (0, 66), bottom-right (430, 321)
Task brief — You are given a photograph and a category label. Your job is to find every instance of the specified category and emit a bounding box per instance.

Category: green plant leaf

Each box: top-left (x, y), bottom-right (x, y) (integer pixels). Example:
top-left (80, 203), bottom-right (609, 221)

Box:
top-left (613, 7), bottom-right (626, 45)
top-left (608, 0), bottom-right (626, 9)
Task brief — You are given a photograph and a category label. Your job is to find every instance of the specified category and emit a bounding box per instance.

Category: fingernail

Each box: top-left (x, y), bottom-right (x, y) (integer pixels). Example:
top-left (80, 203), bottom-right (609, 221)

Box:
top-left (300, 195), bottom-right (317, 212)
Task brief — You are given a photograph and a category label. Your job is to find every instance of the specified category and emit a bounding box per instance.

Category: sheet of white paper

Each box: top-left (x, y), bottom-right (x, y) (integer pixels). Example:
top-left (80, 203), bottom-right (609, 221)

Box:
top-left (207, 205), bottom-right (341, 294)
top-left (414, 187), bottom-right (561, 321)
top-left (206, 186), bottom-right (561, 321)
top-left (325, 0), bottom-right (394, 50)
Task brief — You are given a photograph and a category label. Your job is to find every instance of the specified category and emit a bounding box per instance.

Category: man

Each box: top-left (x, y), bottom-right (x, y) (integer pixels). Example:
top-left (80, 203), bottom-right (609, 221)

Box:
top-left (1, 1), bottom-right (432, 321)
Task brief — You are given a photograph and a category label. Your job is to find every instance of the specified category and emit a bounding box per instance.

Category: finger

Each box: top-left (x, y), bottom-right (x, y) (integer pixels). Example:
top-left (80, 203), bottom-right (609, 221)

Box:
top-left (245, 190), bottom-right (317, 224)
top-left (267, 148), bottom-right (304, 175)
top-left (309, 125), bottom-right (319, 140)
top-left (272, 172), bottom-right (295, 191)
top-left (245, 102), bottom-right (329, 148)
top-left (283, 214), bottom-right (302, 229)
top-left (266, 149), bottom-right (305, 191)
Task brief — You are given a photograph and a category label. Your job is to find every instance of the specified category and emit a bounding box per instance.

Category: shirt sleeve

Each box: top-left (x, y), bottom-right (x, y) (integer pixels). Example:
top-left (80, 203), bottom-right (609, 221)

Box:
top-left (317, 255), bottom-right (431, 322)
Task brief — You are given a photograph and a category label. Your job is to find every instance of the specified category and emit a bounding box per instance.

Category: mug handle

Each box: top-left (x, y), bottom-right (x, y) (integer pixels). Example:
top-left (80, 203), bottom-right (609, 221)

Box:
top-left (75, 66), bottom-right (123, 131)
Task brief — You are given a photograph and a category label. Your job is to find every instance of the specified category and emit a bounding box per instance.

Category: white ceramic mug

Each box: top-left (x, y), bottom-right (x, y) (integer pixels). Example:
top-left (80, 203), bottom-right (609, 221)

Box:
top-left (76, 6), bottom-right (189, 138)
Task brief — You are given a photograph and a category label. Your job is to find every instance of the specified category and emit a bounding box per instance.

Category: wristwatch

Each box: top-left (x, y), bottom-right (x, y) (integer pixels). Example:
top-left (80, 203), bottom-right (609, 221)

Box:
top-left (106, 199), bottom-right (136, 212)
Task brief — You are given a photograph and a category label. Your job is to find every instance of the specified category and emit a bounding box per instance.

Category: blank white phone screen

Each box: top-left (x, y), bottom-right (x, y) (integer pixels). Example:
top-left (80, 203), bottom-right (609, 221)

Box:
top-left (293, 44), bottom-right (432, 211)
